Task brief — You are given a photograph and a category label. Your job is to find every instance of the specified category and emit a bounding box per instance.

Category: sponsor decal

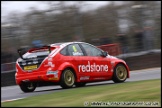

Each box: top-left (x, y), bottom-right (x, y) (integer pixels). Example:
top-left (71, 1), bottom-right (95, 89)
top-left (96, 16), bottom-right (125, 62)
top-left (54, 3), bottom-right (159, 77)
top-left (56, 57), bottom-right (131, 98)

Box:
top-left (48, 62), bottom-right (55, 67)
top-left (48, 77), bottom-right (58, 80)
top-left (47, 71), bottom-right (58, 75)
top-left (72, 45), bottom-right (83, 56)
top-left (27, 70), bottom-right (32, 72)
top-left (48, 57), bottom-right (52, 61)
top-left (72, 52), bottom-right (83, 56)
top-left (44, 62), bottom-right (55, 67)
top-left (80, 76), bottom-right (90, 80)
top-left (78, 61), bottom-right (108, 72)
top-left (47, 71), bottom-right (59, 80)
top-left (94, 77), bottom-right (105, 80)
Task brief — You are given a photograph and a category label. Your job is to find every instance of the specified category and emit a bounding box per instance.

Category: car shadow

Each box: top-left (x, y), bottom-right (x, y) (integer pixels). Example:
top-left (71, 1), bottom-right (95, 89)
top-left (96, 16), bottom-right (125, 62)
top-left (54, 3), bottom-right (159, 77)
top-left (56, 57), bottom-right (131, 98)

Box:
top-left (32, 82), bottom-right (116, 93)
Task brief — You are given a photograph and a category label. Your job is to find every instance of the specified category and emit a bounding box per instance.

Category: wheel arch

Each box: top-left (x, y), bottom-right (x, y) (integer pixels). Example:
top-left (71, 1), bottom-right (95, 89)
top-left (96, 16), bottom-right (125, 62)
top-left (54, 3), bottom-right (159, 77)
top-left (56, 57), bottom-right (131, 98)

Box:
top-left (58, 62), bottom-right (78, 82)
top-left (62, 67), bottom-right (77, 82)
top-left (114, 62), bottom-right (130, 78)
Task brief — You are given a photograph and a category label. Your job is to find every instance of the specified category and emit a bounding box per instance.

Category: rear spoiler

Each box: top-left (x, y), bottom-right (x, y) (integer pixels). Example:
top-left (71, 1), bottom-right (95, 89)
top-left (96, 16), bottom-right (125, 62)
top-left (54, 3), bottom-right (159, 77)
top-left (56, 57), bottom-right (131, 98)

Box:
top-left (17, 48), bottom-right (28, 60)
top-left (28, 45), bottom-right (51, 53)
top-left (41, 45), bottom-right (51, 53)
top-left (17, 45), bottom-right (51, 60)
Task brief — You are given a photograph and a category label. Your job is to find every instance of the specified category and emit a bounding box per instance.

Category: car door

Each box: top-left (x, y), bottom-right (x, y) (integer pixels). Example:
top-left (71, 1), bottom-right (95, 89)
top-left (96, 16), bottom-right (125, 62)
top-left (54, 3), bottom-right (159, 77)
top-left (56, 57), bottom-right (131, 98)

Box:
top-left (79, 43), bottom-right (110, 81)
top-left (66, 43), bottom-right (92, 81)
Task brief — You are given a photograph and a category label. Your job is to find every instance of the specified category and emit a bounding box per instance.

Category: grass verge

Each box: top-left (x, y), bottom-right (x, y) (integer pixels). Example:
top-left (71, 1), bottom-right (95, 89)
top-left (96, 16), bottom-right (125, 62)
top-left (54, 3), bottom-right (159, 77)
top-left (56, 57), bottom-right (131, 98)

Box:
top-left (2, 79), bottom-right (161, 107)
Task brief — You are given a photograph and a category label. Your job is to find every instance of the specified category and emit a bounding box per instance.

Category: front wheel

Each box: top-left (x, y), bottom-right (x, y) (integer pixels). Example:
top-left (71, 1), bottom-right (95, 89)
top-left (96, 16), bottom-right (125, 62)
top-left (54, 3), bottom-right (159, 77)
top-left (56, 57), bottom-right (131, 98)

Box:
top-left (19, 82), bottom-right (37, 93)
top-left (112, 64), bottom-right (128, 83)
top-left (60, 69), bottom-right (75, 89)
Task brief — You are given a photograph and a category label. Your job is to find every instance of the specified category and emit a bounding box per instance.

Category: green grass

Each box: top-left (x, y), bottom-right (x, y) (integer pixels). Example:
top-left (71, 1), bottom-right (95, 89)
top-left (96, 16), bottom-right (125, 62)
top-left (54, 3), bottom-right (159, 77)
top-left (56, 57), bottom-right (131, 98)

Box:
top-left (2, 79), bottom-right (161, 107)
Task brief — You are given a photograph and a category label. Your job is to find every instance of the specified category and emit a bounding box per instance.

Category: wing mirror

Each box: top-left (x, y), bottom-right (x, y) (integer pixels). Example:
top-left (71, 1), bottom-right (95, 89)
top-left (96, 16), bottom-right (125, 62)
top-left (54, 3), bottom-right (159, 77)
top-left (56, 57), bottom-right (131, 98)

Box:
top-left (101, 51), bottom-right (108, 57)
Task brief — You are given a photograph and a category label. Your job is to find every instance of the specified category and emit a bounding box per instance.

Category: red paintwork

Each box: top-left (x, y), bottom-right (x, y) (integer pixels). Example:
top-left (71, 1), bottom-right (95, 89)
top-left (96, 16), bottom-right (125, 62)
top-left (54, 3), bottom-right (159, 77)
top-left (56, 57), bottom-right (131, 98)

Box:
top-left (15, 42), bottom-right (130, 85)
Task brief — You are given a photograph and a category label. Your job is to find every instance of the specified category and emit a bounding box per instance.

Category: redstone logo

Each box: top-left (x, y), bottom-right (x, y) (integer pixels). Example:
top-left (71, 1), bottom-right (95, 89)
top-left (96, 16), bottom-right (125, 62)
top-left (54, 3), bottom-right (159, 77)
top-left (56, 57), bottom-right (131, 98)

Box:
top-left (78, 61), bottom-right (108, 72)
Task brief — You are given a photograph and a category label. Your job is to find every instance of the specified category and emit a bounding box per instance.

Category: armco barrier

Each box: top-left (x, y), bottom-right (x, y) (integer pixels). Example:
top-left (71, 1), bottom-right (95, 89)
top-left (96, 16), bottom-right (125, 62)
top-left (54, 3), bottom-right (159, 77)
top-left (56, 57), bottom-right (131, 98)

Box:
top-left (1, 71), bottom-right (16, 86)
top-left (1, 62), bottom-right (17, 86)
top-left (1, 62), bottom-right (16, 73)
top-left (118, 50), bottom-right (161, 71)
top-left (1, 50), bottom-right (161, 87)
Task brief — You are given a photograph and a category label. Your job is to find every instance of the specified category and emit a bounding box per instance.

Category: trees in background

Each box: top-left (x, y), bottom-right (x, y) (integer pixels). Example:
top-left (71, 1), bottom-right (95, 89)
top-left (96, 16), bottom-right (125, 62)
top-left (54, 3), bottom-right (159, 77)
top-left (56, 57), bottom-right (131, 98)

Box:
top-left (1, 1), bottom-right (161, 62)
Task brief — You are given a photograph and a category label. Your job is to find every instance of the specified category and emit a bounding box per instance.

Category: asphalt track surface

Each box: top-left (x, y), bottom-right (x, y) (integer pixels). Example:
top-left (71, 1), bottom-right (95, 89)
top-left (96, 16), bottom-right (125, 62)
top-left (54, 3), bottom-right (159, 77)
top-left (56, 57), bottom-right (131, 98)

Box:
top-left (1, 67), bottom-right (161, 102)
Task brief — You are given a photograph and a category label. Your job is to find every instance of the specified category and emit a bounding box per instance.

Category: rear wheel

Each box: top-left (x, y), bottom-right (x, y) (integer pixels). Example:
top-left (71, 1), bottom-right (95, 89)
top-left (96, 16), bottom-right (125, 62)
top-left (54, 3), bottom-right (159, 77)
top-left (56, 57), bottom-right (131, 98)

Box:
top-left (112, 64), bottom-right (128, 83)
top-left (60, 69), bottom-right (75, 89)
top-left (19, 82), bottom-right (37, 93)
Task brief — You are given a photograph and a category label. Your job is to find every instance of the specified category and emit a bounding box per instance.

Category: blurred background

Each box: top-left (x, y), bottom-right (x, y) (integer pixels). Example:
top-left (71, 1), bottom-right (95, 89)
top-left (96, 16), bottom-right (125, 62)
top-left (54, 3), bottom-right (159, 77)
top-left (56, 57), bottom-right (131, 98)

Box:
top-left (1, 1), bottom-right (161, 77)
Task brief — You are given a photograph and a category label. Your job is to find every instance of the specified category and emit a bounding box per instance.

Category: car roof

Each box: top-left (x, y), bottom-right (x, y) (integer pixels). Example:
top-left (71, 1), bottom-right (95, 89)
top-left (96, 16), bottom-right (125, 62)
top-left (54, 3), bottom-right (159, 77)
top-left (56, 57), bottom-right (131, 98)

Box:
top-left (50, 42), bottom-right (86, 47)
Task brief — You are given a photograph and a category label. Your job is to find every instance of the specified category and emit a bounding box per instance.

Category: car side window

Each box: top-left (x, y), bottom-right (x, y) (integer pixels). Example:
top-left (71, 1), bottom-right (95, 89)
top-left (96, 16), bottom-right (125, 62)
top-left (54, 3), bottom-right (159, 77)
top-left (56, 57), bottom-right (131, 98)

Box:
top-left (67, 44), bottom-right (84, 56)
top-left (60, 46), bottom-right (68, 55)
top-left (81, 43), bottom-right (103, 56)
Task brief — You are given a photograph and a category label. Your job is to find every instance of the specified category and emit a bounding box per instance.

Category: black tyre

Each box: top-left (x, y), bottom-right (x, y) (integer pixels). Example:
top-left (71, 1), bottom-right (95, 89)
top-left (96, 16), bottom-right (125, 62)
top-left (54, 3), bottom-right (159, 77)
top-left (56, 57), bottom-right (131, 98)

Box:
top-left (75, 82), bottom-right (86, 87)
top-left (112, 64), bottom-right (128, 83)
top-left (19, 82), bottom-right (37, 93)
top-left (60, 69), bottom-right (75, 89)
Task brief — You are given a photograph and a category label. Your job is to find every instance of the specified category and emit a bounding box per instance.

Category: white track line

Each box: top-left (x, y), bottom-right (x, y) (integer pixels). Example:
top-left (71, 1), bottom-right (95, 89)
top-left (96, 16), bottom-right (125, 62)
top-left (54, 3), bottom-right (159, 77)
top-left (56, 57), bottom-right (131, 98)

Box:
top-left (1, 97), bottom-right (25, 103)
top-left (1, 86), bottom-right (19, 91)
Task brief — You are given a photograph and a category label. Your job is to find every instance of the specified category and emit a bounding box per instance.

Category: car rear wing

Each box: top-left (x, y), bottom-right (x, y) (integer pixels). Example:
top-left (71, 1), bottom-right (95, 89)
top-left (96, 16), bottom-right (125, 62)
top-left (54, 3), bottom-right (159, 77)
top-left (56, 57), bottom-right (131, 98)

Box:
top-left (17, 48), bottom-right (28, 60)
top-left (28, 45), bottom-right (51, 53)
top-left (17, 45), bottom-right (51, 60)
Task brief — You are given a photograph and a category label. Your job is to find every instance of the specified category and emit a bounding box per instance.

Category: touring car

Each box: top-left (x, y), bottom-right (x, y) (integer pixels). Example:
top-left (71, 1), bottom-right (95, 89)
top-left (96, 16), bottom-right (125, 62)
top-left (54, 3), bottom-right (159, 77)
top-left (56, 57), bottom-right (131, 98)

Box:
top-left (15, 42), bottom-right (130, 92)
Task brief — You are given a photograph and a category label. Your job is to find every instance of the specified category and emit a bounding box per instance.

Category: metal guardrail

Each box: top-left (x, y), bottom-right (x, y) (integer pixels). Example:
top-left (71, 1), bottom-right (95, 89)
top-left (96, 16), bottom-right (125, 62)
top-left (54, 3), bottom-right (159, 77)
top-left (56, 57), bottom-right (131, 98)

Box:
top-left (1, 62), bottom-right (16, 73)
top-left (117, 49), bottom-right (161, 58)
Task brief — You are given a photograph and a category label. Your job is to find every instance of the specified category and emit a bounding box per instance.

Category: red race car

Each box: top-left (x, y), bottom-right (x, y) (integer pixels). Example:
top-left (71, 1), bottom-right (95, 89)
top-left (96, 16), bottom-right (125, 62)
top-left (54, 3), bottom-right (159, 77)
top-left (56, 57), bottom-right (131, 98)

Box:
top-left (15, 42), bottom-right (130, 92)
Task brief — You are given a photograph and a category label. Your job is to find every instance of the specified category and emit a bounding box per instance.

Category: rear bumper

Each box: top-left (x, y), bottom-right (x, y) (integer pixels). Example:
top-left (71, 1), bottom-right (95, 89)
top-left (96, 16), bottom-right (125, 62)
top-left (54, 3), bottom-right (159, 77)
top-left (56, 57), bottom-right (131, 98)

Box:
top-left (15, 70), bottom-right (61, 85)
